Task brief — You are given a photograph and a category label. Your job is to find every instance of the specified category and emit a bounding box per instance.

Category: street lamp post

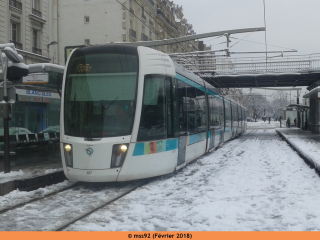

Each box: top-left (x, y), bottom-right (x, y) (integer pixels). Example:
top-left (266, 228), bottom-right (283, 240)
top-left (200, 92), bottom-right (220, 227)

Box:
top-left (0, 44), bottom-right (29, 173)
top-left (0, 52), bottom-right (10, 173)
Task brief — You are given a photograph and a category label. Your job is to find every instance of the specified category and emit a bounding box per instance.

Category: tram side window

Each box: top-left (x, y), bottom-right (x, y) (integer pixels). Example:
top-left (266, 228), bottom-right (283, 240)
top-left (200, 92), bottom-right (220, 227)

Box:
top-left (186, 86), bottom-right (197, 134)
top-left (137, 75), bottom-right (166, 141)
top-left (195, 88), bottom-right (206, 133)
top-left (232, 104), bottom-right (238, 126)
top-left (219, 98), bottom-right (224, 127)
top-left (210, 96), bottom-right (221, 128)
top-left (224, 100), bottom-right (231, 128)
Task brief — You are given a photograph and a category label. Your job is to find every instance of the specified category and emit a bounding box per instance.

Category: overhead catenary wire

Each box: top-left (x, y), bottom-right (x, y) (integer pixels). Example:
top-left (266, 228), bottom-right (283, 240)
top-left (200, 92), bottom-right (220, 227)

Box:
top-left (115, 0), bottom-right (228, 88)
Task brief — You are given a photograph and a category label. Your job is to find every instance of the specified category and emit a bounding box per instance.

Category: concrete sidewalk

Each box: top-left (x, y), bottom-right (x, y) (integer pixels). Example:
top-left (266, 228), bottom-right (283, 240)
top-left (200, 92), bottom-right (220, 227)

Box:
top-left (276, 127), bottom-right (320, 175)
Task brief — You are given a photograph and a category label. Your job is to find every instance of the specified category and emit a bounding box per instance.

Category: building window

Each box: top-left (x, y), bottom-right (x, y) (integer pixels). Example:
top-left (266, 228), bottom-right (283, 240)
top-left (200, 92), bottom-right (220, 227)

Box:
top-left (32, 29), bottom-right (42, 55)
top-left (33, 0), bottom-right (40, 10)
top-left (85, 39), bottom-right (90, 45)
top-left (141, 7), bottom-right (146, 20)
top-left (11, 22), bottom-right (22, 49)
top-left (84, 16), bottom-right (90, 24)
top-left (33, 30), bottom-right (38, 48)
top-left (32, 0), bottom-right (42, 18)
top-left (12, 23), bottom-right (18, 42)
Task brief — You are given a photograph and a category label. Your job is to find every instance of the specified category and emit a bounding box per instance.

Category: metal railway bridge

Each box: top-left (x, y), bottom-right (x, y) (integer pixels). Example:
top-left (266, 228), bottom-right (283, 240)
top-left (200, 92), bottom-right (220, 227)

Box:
top-left (172, 53), bottom-right (320, 90)
top-left (118, 27), bottom-right (320, 90)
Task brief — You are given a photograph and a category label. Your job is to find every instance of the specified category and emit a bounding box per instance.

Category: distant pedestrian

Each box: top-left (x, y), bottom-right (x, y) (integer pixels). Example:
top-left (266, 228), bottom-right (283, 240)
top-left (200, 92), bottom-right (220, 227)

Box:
top-left (287, 117), bottom-right (291, 128)
top-left (294, 118), bottom-right (297, 126)
top-left (268, 117), bottom-right (271, 124)
top-left (305, 119), bottom-right (308, 130)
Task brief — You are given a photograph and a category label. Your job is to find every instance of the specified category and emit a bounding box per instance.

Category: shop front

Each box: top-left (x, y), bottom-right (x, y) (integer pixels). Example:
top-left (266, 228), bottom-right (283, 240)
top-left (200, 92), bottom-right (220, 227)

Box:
top-left (0, 65), bottom-right (64, 158)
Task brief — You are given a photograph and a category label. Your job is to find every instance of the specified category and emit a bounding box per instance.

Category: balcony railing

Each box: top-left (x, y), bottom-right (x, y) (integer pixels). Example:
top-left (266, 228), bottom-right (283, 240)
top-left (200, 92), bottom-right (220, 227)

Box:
top-left (129, 28), bottom-right (136, 39)
top-left (32, 8), bottom-right (42, 18)
top-left (157, 9), bottom-right (179, 32)
top-left (10, 40), bottom-right (23, 50)
top-left (141, 33), bottom-right (149, 41)
top-left (9, 0), bottom-right (22, 10)
top-left (32, 47), bottom-right (42, 55)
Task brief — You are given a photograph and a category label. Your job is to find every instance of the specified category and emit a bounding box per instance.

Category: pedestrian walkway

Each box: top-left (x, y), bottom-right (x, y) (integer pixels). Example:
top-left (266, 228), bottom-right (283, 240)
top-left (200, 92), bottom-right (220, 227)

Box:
top-left (276, 127), bottom-right (320, 175)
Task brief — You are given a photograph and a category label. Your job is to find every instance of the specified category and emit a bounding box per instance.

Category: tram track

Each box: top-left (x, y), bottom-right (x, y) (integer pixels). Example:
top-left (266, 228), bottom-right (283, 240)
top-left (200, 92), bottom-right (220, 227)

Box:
top-left (52, 181), bottom-right (145, 231)
top-left (0, 179), bottom-right (149, 231)
top-left (0, 182), bottom-right (81, 215)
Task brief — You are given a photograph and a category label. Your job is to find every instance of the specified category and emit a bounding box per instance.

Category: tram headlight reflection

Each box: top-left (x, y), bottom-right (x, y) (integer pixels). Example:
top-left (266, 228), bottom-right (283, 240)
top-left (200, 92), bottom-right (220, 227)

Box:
top-left (111, 144), bottom-right (128, 168)
top-left (64, 144), bottom-right (73, 167)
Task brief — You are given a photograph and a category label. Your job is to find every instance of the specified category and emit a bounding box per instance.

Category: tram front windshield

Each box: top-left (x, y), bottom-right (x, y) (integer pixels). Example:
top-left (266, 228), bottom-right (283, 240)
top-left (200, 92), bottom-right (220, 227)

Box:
top-left (64, 50), bottom-right (138, 138)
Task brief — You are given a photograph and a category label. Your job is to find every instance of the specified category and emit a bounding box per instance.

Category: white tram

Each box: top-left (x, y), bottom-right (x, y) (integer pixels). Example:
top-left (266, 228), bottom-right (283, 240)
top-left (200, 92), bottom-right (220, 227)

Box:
top-left (60, 45), bottom-right (246, 182)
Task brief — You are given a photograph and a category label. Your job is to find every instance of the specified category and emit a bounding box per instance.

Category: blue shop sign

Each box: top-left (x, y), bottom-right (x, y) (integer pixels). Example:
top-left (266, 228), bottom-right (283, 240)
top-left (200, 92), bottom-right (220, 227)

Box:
top-left (26, 90), bottom-right (52, 97)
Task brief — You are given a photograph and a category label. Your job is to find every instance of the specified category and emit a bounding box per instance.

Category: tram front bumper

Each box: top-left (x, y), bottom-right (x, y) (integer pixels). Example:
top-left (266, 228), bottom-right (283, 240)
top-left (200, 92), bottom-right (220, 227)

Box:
top-left (64, 167), bottom-right (121, 182)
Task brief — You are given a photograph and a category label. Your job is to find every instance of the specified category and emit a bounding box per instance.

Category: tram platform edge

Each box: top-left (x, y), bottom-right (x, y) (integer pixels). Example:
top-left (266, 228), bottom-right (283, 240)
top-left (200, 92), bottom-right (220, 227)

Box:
top-left (276, 128), bottom-right (320, 176)
top-left (0, 170), bottom-right (66, 196)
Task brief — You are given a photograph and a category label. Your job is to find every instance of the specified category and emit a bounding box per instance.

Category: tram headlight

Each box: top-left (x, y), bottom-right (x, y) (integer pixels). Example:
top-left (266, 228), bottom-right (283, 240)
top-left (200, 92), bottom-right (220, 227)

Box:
top-left (111, 144), bottom-right (128, 168)
top-left (64, 144), bottom-right (73, 167)
top-left (120, 145), bottom-right (128, 153)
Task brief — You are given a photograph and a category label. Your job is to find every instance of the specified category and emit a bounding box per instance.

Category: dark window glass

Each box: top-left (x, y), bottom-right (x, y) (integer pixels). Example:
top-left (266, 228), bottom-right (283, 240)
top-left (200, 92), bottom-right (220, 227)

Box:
top-left (224, 99), bottom-right (232, 129)
top-left (195, 88), bottom-right (206, 133)
top-left (137, 75), bottom-right (166, 141)
top-left (210, 96), bottom-right (222, 128)
top-left (187, 86), bottom-right (197, 134)
top-left (12, 23), bottom-right (17, 42)
top-left (64, 51), bottom-right (138, 138)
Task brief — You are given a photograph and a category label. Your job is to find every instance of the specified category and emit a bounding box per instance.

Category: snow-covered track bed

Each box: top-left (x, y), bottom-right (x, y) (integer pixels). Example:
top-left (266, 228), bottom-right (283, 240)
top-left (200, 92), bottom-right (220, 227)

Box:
top-left (0, 180), bottom-right (147, 231)
top-left (0, 181), bottom-right (80, 215)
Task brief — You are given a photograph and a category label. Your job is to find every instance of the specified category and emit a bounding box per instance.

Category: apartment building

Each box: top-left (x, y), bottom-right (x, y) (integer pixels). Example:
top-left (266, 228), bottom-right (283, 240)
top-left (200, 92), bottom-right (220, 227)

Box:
top-left (56, 0), bottom-right (199, 65)
top-left (0, 0), bottom-right (58, 64)
top-left (0, 0), bottom-right (201, 65)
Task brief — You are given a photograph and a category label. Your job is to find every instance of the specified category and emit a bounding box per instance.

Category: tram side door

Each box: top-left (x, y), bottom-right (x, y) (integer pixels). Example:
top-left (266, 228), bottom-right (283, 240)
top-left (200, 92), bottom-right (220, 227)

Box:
top-left (176, 79), bottom-right (187, 167)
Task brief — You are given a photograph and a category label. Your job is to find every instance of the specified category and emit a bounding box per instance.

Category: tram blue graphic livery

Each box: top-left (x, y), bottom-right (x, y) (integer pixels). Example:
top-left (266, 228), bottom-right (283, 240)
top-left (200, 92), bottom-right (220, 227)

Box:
top-left (60, 45), bottom-right (247, 182)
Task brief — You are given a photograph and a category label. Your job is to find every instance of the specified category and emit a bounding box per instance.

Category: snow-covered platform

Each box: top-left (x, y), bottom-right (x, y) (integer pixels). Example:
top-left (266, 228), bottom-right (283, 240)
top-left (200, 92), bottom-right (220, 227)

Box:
top-left (0, 154), bottom-right (63, 196)
top-left (276, 127), bottom-right (320, 175)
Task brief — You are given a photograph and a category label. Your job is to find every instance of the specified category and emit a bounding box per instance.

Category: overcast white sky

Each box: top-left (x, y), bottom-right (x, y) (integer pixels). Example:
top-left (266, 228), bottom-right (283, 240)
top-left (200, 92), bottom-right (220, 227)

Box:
top-left (173, 0), bottom-right (320, 55)
top-left (172, 0), bottom-right (319, 100)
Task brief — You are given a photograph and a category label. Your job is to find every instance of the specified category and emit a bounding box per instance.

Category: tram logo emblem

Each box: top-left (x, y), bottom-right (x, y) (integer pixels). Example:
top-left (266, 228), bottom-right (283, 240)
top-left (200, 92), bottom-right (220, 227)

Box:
top-left (86, 148), bottom-right (93, 156)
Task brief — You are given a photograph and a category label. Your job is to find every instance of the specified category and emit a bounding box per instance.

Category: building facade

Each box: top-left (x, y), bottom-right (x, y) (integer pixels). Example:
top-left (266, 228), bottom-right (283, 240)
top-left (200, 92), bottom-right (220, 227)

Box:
top-left (56, 0), bottom-right (199, 64)
top-left (0, 0), bottom-right (59, 64)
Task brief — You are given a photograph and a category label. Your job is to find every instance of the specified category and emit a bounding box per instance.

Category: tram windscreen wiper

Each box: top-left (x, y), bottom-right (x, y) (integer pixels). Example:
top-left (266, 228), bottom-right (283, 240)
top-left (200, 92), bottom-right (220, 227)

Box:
top-left (83, 126), bottom-right (93, 141)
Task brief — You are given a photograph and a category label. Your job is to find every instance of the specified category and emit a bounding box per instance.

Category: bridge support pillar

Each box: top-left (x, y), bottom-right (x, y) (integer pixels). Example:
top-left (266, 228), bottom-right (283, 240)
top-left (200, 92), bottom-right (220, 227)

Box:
top-left (303, 88), bottom-right (320, 133)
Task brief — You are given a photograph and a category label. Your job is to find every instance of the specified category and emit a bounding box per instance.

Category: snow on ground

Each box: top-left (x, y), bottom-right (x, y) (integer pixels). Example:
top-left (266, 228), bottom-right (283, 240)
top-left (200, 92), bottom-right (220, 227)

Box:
top-left (0, 180), bottom-right (74, 210)
top-left (66, 123), bottom-right (320, 231)
top-left (0, 164), bottom-right (62, 184)
top-left (276, 128), bottom-right (320, 169)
